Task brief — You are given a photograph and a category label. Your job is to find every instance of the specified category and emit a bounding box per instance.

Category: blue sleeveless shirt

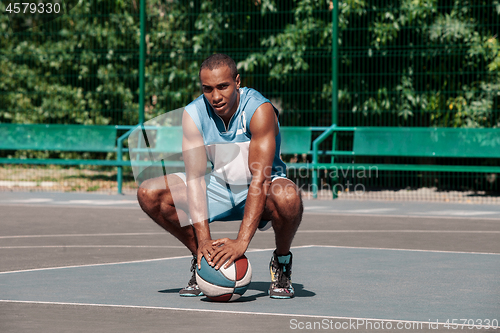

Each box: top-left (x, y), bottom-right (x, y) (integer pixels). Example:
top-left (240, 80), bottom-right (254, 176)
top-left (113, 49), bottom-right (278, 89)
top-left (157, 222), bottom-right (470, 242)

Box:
top-left (185, 87), bottom-right (287, 185)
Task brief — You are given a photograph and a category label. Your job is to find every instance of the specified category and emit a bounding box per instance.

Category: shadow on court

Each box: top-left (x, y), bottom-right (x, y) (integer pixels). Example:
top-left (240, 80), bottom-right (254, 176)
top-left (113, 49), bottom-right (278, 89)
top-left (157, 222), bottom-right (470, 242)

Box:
top-left (159, 282), bottom-right (316, 302)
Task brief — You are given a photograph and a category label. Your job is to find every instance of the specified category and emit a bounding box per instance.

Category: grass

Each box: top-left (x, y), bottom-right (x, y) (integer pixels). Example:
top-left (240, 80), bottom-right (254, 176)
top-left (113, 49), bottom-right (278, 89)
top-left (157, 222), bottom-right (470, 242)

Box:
top-left (1, 165), bottom-right (499, 203)
top-left (0, 165), bottom-right (138, 194)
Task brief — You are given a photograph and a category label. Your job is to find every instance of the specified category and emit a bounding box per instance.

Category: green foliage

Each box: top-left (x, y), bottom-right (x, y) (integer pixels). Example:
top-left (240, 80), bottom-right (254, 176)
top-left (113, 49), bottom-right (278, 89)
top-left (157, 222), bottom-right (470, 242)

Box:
top-left (0, 0), bottom-right (499, 128)
top-left (0, 0), bottom-right (138, 125)
top-left (237, 0), bottom-right (499, 127)
top-left (335, 0), bottom-right (500, 127)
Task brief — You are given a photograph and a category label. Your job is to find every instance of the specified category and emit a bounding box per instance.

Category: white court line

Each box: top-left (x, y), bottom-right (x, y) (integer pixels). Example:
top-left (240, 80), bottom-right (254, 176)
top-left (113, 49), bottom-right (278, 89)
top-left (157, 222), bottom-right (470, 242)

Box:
top-left (0, 300), bottom-right (494, 329)
top-left (0, 255), bottom-right (191, 275)
top-left (0, 231), bottom-right (248, 239)
top-left (4, 199), bottom-right (138, 205)
top-left (1, 244), bottom-right (498, 276)
top-left (5, 198), bottom-right (54, 203)
top-left (413, 210), bottom-right (499, 216)
top-left (2, 229), bottom-right (498, 240)
top-left (306, 244), bottom-right (500, 256)
top-left (61, 200), bottom-right (139, 205)
top-left (304, 207), bottom-right (499, 216)
top-left (0, 203), bottom-right (140, 210)
top-left (304, 211), bottom-right (500, 220)
top-left (216, 230), bottom-right (500, 234)
top-left (0, 245), bottom-right (187, 249)
top-left (342, 208), bottom-right (397, 213)
top-left (0, 232), bottom-right (165, 239)
top-left (0, 246), bottom-right (286, 275)
top-left (303, 205), bottom-right (324, 210)
top-left (304, 207), bottom-right (397, 213)
top-left (294, 230), bottom-right (500, 234)
top-left (3, 202), bottom-right (500, 219)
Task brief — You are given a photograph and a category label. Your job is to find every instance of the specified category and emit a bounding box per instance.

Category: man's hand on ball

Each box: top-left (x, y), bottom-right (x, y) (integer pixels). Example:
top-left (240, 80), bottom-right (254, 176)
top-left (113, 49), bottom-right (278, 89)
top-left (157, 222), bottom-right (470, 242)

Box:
top-left (210, 238), bottom-right (247, 270)
top-left (197, 239), bottom-right (216, 270)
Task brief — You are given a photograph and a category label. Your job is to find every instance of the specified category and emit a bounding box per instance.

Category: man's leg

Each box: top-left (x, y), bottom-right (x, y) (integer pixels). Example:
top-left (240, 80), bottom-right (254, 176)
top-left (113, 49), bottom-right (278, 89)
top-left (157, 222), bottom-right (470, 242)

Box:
top-left (137, 173), bottom-right (204, 296)
top-left (262, 178), bottom-right (303, 299)
top-left (262, 178), bottom-right (303, 254)
top-left (136, 173), bottom-right (197, 254)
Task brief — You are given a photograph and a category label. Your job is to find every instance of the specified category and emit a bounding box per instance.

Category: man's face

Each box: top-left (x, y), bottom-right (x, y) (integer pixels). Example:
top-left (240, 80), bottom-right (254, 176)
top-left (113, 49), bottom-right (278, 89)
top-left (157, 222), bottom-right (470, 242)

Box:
top-left (200, 65), bottom-right (240, 121)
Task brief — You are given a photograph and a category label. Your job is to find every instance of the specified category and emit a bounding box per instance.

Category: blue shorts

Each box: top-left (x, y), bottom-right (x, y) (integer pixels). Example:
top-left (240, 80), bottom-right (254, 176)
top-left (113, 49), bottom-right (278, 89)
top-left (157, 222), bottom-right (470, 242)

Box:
top-left (174, 172), bottom-right (286, 230)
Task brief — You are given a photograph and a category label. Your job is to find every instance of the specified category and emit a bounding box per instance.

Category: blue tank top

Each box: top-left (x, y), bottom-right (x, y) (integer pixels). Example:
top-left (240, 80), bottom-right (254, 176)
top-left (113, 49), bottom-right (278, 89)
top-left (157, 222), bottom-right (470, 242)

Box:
top-left (185, 87), bottom-right (287, 184)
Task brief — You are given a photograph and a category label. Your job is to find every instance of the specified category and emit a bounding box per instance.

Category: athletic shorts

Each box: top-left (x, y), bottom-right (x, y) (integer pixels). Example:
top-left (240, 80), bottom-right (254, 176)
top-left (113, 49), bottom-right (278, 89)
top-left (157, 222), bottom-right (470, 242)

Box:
top-left (174, 172), bottom-right (287, 230)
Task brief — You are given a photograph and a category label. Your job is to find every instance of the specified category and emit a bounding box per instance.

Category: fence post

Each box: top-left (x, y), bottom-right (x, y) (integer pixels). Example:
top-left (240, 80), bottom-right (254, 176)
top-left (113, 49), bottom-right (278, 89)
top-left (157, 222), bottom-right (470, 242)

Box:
top-left (118, 0), bottom-right (145, 194)
top-left (139, 0), bottom-right (146, 125)
top-left (332, 0), bottom-right (338, 126)
top-left (331, 1), bottom-right (339, 199)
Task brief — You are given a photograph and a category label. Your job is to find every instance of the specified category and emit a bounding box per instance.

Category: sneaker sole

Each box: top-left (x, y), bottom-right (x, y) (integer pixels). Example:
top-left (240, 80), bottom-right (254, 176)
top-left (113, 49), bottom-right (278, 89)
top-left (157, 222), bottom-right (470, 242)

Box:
top-left (179, 293), bottom-right (204, 297)
top-left (270, 294), bottom-right (294, 299)
top-left (269, 288), bottom-right (294, 299)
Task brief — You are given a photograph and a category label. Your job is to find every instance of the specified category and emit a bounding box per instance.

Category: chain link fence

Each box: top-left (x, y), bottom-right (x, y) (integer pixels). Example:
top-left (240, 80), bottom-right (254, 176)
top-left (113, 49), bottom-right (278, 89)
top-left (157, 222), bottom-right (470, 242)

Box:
top-left (1, 0), bottom-right (499, 201)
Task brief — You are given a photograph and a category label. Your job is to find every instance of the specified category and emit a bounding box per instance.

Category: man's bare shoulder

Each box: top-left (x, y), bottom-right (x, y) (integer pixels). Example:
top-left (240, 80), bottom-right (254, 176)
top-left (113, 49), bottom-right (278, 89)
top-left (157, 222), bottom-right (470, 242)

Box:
top-left (249, 102), bottom-right (278, 138)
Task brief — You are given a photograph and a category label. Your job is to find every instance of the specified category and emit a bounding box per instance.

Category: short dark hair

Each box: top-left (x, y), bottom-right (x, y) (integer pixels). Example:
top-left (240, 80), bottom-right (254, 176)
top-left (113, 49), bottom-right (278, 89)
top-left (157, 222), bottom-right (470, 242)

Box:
top-left (199, 54), bottom-right (238, 81)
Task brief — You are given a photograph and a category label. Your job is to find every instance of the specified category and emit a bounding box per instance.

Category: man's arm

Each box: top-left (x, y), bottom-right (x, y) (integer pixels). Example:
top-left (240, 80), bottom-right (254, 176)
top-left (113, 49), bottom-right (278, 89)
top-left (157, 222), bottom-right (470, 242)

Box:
top-left (182, 110), bottom-right (215, 269)
top-left (210, 102), bottom-right (277, 269)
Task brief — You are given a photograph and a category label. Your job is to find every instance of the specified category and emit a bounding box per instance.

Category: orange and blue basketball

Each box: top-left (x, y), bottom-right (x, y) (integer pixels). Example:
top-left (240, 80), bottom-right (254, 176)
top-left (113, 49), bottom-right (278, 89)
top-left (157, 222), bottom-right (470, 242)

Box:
top-left (196, 255), bottom-right (252, 302)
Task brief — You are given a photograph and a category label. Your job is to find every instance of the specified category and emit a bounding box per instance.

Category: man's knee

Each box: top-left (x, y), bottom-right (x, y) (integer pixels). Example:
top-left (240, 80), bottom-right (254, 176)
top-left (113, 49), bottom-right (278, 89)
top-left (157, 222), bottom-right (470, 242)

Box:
top-left (136, 176), bottom-right (166, 209)
top-left (137, 185), bottom-right (158, 213)
top-left (269, 180), bottom-right (302, 216)
top-left (137, 175), bottom-right (187, 213)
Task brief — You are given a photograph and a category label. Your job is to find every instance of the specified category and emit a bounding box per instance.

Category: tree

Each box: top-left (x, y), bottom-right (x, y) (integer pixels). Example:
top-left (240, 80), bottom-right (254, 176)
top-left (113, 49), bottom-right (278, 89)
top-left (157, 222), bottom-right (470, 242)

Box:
top-left (1, 0), bottom-right (498, 128)
top-left (0, 0), bottom-right (139, 125)
top-left (240, 0), bottom-right (500, 127)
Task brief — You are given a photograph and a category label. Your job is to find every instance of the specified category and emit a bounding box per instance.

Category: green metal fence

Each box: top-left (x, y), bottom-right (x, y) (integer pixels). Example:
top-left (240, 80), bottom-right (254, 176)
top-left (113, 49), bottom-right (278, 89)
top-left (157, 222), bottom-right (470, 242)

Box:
top-left (141, 0), bottom-right (334, 127)
top-left (1, 0), bottom-right (141, 192)
top-left (0, 0), bottom-right (499, 199)
top-left (329, 0), bottom-right (500, 199)
top-left (338, 0), bottom-right (500, 128)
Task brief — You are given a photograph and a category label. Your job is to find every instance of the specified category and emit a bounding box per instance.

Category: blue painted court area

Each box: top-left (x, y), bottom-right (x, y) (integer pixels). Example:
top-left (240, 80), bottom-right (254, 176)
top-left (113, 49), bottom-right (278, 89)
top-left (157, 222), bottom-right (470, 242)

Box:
top-left (1, 246), bottom-right (499, 323)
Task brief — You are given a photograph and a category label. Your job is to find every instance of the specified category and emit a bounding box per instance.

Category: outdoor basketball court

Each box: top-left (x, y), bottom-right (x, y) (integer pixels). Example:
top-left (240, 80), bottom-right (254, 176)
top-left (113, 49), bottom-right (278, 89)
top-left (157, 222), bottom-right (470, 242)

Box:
top-left (1, 191), bottom-right (499, 332)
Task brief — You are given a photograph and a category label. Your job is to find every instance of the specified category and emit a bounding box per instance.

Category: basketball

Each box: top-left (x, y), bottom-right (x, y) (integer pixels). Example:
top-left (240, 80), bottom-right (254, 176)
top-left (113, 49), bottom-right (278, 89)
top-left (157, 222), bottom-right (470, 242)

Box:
top-left (196, 255), bottom-right (252, 302)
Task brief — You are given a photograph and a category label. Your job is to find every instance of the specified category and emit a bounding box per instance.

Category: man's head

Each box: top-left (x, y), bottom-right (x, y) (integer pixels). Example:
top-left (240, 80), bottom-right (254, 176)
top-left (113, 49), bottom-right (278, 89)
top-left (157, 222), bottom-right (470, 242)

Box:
top-left (199, 53), bottom-right (238, 81)
top-left (199, 54), bottom-right (241, 122)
